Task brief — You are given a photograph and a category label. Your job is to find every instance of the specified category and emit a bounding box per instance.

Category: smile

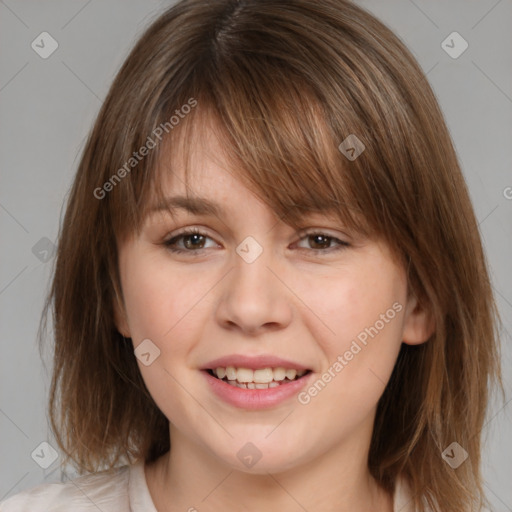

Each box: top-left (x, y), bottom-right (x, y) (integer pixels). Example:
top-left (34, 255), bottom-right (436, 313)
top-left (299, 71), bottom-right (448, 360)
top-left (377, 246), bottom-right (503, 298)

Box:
top-left (202, 367), bottom-right (313, 409)
top-left (207, 366), bottom-right (310, 389)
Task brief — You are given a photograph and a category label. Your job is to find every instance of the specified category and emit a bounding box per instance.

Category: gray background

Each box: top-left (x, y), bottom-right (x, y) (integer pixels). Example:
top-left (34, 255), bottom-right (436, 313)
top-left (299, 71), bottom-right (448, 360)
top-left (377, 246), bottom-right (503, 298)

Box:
top-left (1, 0), bottom-right (511, 509)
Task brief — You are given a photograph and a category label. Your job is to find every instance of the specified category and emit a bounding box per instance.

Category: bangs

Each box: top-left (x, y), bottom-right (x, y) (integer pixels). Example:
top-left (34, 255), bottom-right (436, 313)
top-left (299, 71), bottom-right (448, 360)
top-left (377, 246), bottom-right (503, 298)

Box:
top-left (48, 3), bottom-right (501, 507)
top-left (105, 0), bottom-right (426, 254)
top-left (122, 62), bottom-right (375, 243)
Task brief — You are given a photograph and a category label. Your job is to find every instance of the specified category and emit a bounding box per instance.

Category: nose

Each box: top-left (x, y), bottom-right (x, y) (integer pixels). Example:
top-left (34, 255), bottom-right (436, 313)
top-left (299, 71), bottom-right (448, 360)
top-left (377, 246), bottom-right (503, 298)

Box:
top-left (215, 244), bottom-right (293, 336)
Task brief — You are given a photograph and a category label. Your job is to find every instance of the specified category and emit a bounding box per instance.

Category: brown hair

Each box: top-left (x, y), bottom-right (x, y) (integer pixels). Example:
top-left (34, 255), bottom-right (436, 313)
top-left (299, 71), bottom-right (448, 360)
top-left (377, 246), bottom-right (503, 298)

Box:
top-left (40, 1), bottom-right (502, 510)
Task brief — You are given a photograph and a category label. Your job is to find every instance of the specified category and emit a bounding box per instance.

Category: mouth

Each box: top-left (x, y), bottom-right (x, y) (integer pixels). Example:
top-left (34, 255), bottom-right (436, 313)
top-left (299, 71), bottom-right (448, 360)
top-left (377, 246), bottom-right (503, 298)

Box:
top-left (205, 366), bottom-right (312, 389)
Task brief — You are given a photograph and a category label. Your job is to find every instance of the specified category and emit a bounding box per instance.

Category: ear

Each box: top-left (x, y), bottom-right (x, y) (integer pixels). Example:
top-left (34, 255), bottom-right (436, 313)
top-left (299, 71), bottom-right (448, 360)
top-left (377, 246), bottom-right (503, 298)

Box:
top-left (402, 292), bottom-right (435, 345)
top-left (113, 294), bottom-right (131, 338)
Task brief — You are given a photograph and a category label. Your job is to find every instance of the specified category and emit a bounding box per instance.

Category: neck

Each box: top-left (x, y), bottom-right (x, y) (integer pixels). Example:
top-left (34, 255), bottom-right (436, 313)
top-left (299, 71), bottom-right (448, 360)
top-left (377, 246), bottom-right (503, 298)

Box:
top-left (145, 425), bottom-right (393, 512)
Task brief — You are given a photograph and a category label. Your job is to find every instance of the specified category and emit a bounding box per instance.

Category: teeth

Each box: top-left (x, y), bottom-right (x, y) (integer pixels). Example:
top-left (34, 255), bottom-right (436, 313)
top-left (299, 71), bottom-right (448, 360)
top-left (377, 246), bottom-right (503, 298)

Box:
top-left (237, 368), bottom-right (254, 383)
top-left (273, 367), bottom-right (286, 381)
top-left (225, 366), bottom-right (237, 380)
top-left (254, 368), bottom-right (273, 383)
top-left (286, 369), bottom-right (297, 380)
top-left (212, 366), bottom-right (308, 385)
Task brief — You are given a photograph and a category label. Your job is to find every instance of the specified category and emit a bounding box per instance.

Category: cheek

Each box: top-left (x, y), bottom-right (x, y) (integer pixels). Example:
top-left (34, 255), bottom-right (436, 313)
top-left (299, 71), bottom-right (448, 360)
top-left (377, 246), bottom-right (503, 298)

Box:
top-left (296, 283), bottom-right (404, 439)
top-left (119, 251), bottom-right (203, 421)
top-left (301, 257), bottom-right (407, 411)
top-left (120, 250), bottom-right (200, 343)
top-left (122, 270), bottom-right (171, 340)
top-left (303, 261), bottom-right (405, 351)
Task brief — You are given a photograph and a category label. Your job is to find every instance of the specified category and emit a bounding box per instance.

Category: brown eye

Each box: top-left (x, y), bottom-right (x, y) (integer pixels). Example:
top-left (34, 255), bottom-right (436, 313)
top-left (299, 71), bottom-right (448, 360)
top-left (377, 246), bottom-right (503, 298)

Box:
top-left (164, 228), bottom-right (217, 254)
top-left (296, 231), bottom-right (350, 254)
top-left (181, 233), bottom-right (206, 250)
top-left (307, 234), bottom-right (332, 250)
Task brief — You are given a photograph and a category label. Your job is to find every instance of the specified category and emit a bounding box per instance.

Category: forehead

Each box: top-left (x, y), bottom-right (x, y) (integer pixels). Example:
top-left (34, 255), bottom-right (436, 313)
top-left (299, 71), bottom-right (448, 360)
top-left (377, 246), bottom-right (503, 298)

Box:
top-left (136, 101), bottom-right (372, 240)
top-left (152, 125), bottom-right (264, 211)
top-left (158, 129), bottom-right (240, 194)
top-left (151, 132), bottom-right (346, 227)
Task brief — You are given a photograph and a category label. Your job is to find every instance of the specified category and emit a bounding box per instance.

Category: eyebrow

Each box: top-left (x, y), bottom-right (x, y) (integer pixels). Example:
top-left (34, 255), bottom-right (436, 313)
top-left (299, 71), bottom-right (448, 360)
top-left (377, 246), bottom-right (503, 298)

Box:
top-left (147, 195), bottom-right (224, 217)
top-left (145, 194), bottom-right (355, 233)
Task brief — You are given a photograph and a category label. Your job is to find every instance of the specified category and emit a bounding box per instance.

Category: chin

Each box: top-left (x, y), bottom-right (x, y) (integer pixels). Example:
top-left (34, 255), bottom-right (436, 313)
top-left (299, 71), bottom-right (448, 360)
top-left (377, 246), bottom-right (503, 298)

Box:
top-left (230, 456), bottom-right (302, 475)
top-left (209, 440), bottom-right (307, 475)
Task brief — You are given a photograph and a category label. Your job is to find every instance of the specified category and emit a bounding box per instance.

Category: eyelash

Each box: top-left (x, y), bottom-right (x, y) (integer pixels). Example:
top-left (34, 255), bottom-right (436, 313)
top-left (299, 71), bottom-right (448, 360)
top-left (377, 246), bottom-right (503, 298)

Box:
top-left (162, 227), bottom-right (350, 255)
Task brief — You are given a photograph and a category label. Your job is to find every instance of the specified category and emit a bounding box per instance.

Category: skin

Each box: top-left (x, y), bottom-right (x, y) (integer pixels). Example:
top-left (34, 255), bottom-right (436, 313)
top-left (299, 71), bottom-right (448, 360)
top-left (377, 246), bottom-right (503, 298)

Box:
top-left (114, 119), bottom-right (434, 512)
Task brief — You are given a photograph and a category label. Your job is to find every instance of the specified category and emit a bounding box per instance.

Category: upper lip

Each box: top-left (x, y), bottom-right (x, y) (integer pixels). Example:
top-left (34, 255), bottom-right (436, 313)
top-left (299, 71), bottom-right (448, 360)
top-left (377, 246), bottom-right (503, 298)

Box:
top-left (200, 354), bottom-right (311, 371)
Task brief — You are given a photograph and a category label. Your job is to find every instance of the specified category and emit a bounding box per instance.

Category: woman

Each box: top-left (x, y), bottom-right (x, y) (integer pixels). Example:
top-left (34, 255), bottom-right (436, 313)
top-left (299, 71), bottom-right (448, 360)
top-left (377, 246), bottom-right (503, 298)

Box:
top-left (1, 0), bottom-right (502, 510)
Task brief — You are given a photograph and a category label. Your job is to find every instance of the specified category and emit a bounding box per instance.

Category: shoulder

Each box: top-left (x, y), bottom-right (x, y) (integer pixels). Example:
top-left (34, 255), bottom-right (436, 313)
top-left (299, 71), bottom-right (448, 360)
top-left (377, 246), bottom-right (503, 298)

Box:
top-left (394, 476), bottom-right (416, 512)
top-left (0, 464), bottom-right (131, 512)
top-left (393, 477), bottom-right (488, 512)
top-left (394, 476), bottom-right (437, 512)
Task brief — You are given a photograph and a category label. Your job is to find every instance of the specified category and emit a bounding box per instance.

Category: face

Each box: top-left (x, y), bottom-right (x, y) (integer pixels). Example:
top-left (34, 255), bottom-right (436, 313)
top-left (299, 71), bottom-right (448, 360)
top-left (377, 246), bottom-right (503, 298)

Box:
top-left (115, 122), bottom-right (432, 475)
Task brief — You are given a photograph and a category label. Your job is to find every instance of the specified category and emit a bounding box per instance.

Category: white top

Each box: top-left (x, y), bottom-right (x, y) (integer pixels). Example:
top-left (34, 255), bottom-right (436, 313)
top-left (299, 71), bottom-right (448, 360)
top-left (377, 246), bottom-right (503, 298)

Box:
top-left (0, 459), bottom-right (416, 511)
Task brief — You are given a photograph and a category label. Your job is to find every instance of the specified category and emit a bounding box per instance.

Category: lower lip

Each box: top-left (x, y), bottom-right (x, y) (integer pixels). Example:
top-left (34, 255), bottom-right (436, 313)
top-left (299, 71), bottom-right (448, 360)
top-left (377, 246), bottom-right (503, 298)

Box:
top-left (202, 370), bottom-right (313, 409)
